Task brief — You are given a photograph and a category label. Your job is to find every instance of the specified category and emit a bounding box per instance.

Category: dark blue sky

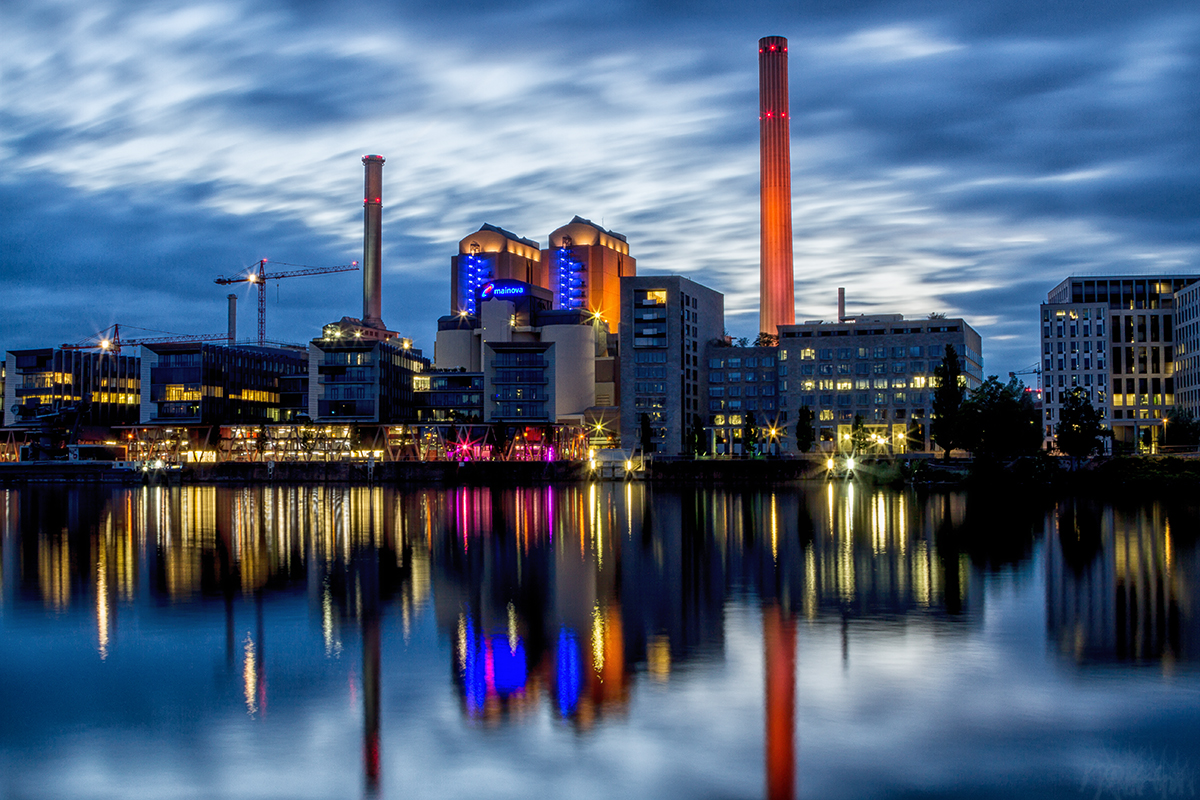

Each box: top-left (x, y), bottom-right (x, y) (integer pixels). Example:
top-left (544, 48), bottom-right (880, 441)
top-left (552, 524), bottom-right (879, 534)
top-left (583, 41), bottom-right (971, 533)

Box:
top-left (4, 0), bottom-right (1199, 376)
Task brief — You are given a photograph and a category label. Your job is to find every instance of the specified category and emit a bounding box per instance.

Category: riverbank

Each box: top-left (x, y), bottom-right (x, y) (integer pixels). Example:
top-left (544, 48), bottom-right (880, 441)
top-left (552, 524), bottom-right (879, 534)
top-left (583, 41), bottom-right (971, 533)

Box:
top-left (3, 453), bottom-right (1198, 490)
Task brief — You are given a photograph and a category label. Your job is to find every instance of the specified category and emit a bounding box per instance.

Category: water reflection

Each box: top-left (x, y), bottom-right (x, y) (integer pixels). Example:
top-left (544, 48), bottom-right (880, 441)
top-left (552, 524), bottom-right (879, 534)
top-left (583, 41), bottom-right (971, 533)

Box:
top-left (1, 484), bottom-right (1199, 798)
top-left (1047, 498), bottom-right (1200, 666)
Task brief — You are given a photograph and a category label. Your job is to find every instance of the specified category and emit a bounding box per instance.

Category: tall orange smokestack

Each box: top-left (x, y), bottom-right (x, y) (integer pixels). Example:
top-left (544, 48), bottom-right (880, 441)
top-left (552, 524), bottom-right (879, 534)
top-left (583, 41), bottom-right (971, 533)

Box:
top-left (362, 155), bottom-right (385, 329)
top-left (759, 36), bottom-right (795, 335)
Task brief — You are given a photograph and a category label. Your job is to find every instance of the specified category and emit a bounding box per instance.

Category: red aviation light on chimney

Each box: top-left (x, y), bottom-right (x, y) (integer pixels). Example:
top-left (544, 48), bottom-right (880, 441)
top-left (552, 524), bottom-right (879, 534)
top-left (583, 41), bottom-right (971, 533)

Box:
top-left (758, 35), bottom-right (795, 335)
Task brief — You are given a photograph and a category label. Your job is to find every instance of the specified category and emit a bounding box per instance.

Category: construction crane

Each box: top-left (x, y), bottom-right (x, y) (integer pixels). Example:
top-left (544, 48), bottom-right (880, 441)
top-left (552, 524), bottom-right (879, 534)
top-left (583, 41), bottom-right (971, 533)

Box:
top-left (61, 324), bottom-right (229, 354)
top-left (215, 259), bottom-right (359, 346)
top-left (1009, 362), bottom-right (1044, 394)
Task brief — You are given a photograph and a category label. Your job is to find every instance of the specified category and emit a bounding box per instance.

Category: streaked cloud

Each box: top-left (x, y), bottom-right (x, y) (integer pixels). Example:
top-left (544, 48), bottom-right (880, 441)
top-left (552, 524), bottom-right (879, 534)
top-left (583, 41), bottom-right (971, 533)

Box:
top-left (2, 0), bottom-right (1199, 376)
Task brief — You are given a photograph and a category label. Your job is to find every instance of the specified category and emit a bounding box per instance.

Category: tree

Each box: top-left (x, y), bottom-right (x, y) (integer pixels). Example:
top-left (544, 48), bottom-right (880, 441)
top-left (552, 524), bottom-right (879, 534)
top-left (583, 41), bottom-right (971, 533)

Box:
top-left (958, 376), bottom-right (1042, 461)
top-left (736, 336), bottom-right (751, 347)
top-left (931, 344), bottom-right (965, 460)
top-left (742, 411), bottom-right (760, 456)
top-left (1055, 387), bottom-right (1105, 462)
top-left (753, 332), bottom-right (779, 347)
top-left (689, 415), bottom-right (708, 457)
top-left (928, 312), bottom-right (946, 319)
top-left (639, 413), bottom-right (655, 454)
top-left (849, 413), bottom-right (869, 455)
top-left (794, 406), bottom-right (815, 453)
top-left (1163, 408), bottom-right (1200, 452)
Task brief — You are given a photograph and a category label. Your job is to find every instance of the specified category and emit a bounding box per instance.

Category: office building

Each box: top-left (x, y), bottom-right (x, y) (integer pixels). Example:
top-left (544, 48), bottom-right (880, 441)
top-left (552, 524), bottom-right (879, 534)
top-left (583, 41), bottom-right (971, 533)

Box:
top-left (704, 345), bottom-right (785, 455)
top-left (777, 314), bottom-right (983, 453)
top-left (309, 323), bottom-right (428, 423)
top-left (139, 342), bottom-right (308, 425)
top-left (1041, 275), bottom-right (1197, 451)
top-left (1170, 280), bottom-right (1200, 417)
top-left (4, 348), bottom-right (140, 429)
top-left (619, 275), bottom-right (724, 455)
top-left (414, 371), bottom-right (484, 423)
top-left (451, 224), bottom-right (543, 315)
top-left (544, 217), bottom-right (636, 326)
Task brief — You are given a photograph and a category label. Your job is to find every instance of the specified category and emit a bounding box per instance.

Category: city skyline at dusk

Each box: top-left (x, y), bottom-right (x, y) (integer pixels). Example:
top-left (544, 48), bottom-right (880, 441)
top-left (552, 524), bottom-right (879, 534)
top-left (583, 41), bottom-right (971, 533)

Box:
top-left (5, 0), bottom-right (1200, 378)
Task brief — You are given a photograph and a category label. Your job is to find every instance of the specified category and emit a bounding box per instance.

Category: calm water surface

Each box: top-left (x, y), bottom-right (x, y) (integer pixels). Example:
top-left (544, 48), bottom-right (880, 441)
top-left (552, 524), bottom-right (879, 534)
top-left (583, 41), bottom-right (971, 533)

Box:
top-left (1, 483), bottom-right (1198, 799)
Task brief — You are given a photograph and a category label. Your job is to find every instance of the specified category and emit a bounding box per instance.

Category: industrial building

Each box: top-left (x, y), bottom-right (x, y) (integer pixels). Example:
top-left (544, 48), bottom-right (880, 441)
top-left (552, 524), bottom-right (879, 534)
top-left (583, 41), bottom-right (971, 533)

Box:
top-left (618, 275), bottom-right (724, 455)
top-left (139, 342), bottom-right (308, 425)
top-left (451, 224), bottom-right (543, 315)
top-left (777, 311), bottom-right (983, 453)
top-left (434, 279), bottom-right (613, 429)
top-left (1041, 275), bottom-right (1198, 452)
top-left (544, 217), bottom-right (636, 326)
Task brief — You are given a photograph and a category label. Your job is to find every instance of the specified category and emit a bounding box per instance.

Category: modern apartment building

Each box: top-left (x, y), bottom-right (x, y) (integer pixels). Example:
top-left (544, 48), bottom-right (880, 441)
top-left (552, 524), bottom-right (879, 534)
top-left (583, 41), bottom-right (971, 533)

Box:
top-left (618, 275), bottom-right (724, 455)
top-left (4, 347), bottom-right (141, 429)
top-left (777, 315), bottom-right (983, 453)
top-left (1041, 275), bottom-right (1198, 452)
top-left (139, 342), bottom-right (308, 425)
top-left (1171, 280), bottom-right (1200, 417)
top-left (308, 324), bottom-right (428, 424)
top-left (703, 345), bottom-right (784, 455)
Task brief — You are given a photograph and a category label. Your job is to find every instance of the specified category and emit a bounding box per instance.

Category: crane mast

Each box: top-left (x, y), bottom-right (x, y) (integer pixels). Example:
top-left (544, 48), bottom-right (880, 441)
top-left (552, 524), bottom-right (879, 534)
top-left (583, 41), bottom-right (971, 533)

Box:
top-left (215, 259), bottom-right (360, 346)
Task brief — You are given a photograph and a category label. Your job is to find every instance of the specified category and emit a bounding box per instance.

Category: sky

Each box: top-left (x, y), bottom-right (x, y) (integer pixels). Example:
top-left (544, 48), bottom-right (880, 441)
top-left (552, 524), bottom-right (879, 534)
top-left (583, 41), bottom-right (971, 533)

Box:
top-left (3, 0), bottom-right (1199, 379)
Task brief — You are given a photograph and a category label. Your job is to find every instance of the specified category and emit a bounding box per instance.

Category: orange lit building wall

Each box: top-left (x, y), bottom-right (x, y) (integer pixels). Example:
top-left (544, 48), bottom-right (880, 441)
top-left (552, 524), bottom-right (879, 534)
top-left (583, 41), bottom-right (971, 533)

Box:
top-left (545, 217), bottom-right (636, 327)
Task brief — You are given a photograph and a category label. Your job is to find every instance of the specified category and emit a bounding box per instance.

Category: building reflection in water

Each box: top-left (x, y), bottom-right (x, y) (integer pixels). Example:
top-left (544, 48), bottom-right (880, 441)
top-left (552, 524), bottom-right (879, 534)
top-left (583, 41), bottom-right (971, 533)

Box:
top-left (1047, 498), bottom-right (1200, 666)
top-left (5, 483), bottom-right (1198, 797)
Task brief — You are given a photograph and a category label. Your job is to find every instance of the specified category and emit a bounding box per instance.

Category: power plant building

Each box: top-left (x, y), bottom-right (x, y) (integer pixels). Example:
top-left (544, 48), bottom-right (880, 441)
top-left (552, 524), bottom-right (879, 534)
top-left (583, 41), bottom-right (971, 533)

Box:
top-left (451, 225), bottom-right (543, 315)
top-left (544, 216), bottom-right (636, 326)
top-left (434, 279), bottom-right (611, 425)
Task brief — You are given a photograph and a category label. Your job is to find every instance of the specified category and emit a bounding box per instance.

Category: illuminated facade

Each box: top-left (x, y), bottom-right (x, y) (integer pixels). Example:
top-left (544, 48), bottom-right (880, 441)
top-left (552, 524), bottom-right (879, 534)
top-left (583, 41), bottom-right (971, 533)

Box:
top-left (704, 345), bottom-right (784, 455)
top-left (4, 348), bottom-right (140, 428)
top-left (450, 224), bottom-right (544, 315)
top-left (758, 35), bottom-right (795, 336)
top-left (1168, 280), bottom-right (1200, 418)
top-left (435, 279), bottom-right (611, 425)
top-left (619, 275), bottom-right (724, 454)
top-left (309, 327), bottom-right (428, 423)
top-left (1041, 275), bottom-right (1198, 452)
top-left (544, 216), bottom-right (636, 326)
top-left (778, 315), bottom-right (983, 453)
top-left (139, 342), bottom-right (308, 424)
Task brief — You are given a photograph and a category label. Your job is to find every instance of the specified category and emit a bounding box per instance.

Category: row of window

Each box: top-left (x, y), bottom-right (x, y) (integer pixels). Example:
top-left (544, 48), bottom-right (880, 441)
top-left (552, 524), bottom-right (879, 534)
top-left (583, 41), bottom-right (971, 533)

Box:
top-left (798, 392), bottom-right (928, 407)
top-left (709, 385), bottom-right (777, 397)
top-left (794, 346), bottom-right (942, 360)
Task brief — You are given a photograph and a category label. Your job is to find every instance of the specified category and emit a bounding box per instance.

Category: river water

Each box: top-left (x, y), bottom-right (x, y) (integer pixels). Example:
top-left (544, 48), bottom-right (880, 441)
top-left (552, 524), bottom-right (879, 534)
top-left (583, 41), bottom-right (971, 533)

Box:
top-left (1, 483), bottom-right (1197, 799)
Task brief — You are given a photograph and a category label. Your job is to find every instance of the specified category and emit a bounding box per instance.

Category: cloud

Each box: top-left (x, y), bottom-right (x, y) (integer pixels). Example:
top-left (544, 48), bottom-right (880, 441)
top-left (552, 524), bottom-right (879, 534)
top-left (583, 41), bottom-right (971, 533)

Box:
top-left (2, 0), bottom-right (1199, 375)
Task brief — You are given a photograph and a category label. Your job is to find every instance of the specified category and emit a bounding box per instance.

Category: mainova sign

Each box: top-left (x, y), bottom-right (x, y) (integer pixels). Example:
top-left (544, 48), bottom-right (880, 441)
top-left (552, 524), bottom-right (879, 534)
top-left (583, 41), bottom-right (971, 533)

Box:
top-left (480, 280), bottom-right (527, 301)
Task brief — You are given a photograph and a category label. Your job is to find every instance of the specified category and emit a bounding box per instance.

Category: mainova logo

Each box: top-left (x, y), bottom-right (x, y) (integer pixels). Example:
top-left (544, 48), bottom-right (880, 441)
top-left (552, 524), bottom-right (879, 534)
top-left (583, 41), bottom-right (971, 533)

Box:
top-left (480, 280), bottom-right (526, 301)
